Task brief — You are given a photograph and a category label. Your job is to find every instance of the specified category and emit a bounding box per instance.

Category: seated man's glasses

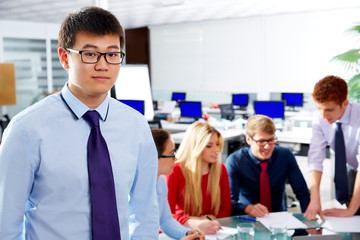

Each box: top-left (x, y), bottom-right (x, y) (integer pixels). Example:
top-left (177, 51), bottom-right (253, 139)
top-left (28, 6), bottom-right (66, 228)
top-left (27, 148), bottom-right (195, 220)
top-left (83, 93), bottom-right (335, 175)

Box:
top-left (250, 136), bottom-right (277, 146)
top-left (66, 48), bottom-right (125, 64)
top-left (159, 152), bottom-right (176, 159)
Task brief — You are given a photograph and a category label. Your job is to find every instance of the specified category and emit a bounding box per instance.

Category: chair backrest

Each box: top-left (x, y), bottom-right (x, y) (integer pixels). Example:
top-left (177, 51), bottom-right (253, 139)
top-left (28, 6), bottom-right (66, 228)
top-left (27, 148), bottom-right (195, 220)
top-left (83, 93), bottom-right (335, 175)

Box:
top-left (219, 104), bottom-right (235, 120)
top-left (0, 114), bottom-right (10, 134)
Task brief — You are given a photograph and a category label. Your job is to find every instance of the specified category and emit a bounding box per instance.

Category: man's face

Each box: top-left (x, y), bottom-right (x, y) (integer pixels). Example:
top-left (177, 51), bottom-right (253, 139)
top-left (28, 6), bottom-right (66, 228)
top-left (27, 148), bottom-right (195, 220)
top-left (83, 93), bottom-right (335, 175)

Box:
top-left (246, 131), bottom-right (276, 161)
top-left (59, 31), bottom-right (121, 105)
top-left (315, 100), bottom-right (348, 124)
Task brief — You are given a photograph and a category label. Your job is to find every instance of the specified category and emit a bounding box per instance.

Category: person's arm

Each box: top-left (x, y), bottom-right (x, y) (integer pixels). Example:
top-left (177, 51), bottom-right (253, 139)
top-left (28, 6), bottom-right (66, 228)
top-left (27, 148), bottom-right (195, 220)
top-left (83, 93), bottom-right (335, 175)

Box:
top-left (182, 217), bottom-right (222, 235)
top-left (0, 119), bottom-right (34, 239)
top-left (304, 115), bottom-right (328, 221)
top-left (216, 164), bottom-right (232, 218)
top-left (304, 170), bottom-right (324, 221)
top-left (158, 176), bottom-right (190, 240)
top-left (225, 154), bottom-right (245, 215)
top-left (166, 166), bottom-right (191, 225)
top-left (323, 171), bottom-right (360, 217)
top-left (129, 126), bottom-right (159, 239)
top-left (286, 151), bottom-right (310, 212)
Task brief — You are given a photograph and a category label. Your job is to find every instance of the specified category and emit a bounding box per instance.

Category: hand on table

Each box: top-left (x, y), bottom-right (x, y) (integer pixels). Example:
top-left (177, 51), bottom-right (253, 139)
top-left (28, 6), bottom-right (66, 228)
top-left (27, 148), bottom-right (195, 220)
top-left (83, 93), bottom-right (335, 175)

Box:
top-left (182, 230), bottom-right (205, 240)
top-left (304, 200), bottom-right (325, 221)
top-left (244, 203), bottom-right (269, 217)
top-left (323, 208), bottom-right (354, 217)
top-left (197, 219), bottom-right (222, 235)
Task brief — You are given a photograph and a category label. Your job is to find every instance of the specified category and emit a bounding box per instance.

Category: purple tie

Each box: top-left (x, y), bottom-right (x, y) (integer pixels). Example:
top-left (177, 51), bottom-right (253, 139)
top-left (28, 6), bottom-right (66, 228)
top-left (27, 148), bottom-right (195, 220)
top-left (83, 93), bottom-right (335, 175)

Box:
top-left (83, 111), bottom-right (121, 240)
top-left (334, 122), bottom-right (349, 204)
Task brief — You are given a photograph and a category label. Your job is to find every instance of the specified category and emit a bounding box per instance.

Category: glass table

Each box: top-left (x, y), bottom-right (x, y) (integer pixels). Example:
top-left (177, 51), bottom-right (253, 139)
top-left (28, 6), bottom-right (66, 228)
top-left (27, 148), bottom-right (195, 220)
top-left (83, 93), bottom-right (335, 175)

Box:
top-left (217, 214), bottom-right (360, 240)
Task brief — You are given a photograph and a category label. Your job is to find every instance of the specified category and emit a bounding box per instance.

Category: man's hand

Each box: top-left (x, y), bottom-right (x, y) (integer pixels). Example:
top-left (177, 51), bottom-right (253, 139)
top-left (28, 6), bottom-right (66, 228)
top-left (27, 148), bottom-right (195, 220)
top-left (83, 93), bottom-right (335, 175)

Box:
top-left (323, 208), bottom-right (354, 217)
top-left (244, 204), bottom-right (269, 217)
top-left (183, 230), bottom-right (205, 240)
top-left (304, 199), bottom-right (325, 221)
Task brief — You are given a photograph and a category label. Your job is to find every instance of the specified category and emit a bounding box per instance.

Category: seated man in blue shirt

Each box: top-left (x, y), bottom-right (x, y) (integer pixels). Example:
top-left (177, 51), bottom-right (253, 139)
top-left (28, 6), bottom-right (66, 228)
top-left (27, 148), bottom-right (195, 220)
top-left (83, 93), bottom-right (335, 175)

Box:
top-left (225, 114), bottom-right (310, 217)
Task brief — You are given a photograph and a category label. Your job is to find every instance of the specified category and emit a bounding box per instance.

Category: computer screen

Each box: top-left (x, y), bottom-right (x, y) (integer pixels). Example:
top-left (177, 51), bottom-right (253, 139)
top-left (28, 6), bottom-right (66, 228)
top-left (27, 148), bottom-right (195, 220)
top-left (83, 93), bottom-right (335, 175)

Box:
top-left (254, 101), bottom-right (285, 119)
top-left (172, 92), bottom-right (186, 101)
top-left (179, 101), bottom-right (202, 118)
top-left (232, 94), bottom-right (249, 107)
top-left (281, 93), bottom-right (303, 107)
top-left (118, 99), bottom-right (145, 115)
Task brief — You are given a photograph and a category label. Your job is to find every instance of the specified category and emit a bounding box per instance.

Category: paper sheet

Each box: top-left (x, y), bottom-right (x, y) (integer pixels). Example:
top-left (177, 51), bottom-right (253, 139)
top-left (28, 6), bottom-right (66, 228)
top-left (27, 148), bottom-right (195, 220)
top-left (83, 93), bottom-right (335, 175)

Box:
top-left (323, 216), bottom-right (360, 233)
top-left (205, 226), bottom-right (237, 239)
top-left (257, 211), bottom-right (307, 230)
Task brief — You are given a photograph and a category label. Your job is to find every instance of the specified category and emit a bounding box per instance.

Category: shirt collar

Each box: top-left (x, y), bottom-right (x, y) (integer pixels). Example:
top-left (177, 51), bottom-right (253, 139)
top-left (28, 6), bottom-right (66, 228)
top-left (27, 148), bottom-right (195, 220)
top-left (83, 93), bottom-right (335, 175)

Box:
top-left (60, 83), bottom-right (109, 121)
top-left (338, 102), bottom-right (351, 125)
top-left (247, 147), bottom-right (275, 165)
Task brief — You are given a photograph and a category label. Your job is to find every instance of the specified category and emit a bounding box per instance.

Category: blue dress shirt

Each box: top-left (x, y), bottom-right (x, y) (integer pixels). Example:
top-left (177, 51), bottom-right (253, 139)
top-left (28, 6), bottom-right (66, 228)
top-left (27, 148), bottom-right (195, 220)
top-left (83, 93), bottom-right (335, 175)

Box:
top-left (157, 176), bottom-right (190, 239)
top-left (225, 146), bottom-right (310, 215)
top-left (308, 102), bottom-right (360, 172)
top-left (0, 84), bottom-right (159, 240)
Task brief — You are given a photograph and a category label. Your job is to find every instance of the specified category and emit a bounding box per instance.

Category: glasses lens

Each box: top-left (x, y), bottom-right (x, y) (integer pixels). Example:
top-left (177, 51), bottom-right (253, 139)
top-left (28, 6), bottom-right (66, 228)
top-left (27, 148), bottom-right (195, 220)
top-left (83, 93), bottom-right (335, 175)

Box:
top-left (106, 52), bottom-right (123, 64)
top-left (81, 50), bottom-right (100, 63)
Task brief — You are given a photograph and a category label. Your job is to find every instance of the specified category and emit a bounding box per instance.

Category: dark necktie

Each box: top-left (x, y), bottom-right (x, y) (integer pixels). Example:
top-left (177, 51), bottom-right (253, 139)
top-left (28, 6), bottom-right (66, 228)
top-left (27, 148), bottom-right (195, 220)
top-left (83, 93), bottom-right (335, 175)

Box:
top-left (334, 122), bottom-right (349, 204)
top-left (259, 161), bottom-right (272, 212)
top-left (83, 111), bottom-right (121, 240)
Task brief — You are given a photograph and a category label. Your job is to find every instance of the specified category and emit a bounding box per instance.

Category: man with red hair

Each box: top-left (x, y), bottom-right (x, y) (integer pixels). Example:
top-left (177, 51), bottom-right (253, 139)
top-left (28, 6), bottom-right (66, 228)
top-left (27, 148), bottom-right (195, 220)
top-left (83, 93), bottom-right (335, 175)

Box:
top-left (304, 75), bottom-right (360, 221)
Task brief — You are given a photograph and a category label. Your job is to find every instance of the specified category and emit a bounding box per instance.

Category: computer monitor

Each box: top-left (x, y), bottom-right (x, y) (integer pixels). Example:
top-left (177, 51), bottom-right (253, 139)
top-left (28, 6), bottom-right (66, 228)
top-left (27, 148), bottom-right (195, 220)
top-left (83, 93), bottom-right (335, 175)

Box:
top-left (118, 99), bottom-right (145, 115)
top-left (171, 92), bottom-right (186, 101)
top-left (232, 94), bottom-right (249, 109)
top-left (179, 101), bottom-right (202, 119)
top-left (281, 93), bottom-right (303, 107)
top-left (254, 101), bottom-right (285, 119)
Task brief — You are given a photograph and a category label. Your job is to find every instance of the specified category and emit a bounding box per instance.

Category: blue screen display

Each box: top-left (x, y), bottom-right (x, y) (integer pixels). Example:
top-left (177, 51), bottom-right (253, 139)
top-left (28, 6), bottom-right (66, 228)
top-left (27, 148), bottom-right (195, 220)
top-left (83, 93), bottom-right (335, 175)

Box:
top-left (179, 101), bottom-right (202, 118)
top-left (119, 100), bottom-right (144, 115)
top-left (282, 93), bottom-right (303, 106)
top-left (232, 94), bottom-right (248, 106)
top-left (254, 101), bottom-right (284, 119)
top-left (172, 92), bottom-right (186, 101)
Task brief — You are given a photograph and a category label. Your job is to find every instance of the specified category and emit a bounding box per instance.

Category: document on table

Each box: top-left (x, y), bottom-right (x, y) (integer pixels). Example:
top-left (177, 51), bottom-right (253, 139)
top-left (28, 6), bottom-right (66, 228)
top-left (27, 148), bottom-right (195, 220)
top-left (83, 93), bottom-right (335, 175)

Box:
top-left (323, 216), bottom-right (360, 233)
top-left (257, 212), bottom-right (307, 230)
top-left (205, 226), bottom-right (237, 239)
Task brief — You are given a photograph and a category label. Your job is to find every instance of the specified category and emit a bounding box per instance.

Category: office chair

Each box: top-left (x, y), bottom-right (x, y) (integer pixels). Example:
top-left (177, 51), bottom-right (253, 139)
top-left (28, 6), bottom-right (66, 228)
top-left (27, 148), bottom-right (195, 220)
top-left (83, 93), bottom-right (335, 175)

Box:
top-left (219, 104), bottom-right (235, 121)
top-left (148, 119), bottom-right (162, 129)
top-left (0, 114), bottom-right (10, 134)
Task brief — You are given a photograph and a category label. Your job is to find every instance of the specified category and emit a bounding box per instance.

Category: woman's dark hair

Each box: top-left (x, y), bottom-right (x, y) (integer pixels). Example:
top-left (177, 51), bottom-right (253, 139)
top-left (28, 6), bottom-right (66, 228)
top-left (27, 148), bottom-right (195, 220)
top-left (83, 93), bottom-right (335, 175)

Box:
top-left (151, 129), bottom-right (171, 157)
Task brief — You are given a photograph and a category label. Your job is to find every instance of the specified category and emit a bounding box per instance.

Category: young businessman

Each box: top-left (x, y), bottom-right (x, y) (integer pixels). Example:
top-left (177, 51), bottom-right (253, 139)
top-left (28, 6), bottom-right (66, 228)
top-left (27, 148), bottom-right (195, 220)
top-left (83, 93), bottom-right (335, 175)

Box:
top-left (226, 114), bottom-right (310, 217)
top-left (304, 75), bottom-right (360, 221)
top-left (0, 6), bottom-right (159, 239)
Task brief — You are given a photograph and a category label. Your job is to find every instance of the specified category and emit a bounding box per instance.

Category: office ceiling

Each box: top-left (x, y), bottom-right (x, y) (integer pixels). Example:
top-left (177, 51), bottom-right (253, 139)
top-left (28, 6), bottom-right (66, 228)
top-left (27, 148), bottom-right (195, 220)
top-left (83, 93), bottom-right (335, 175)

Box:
top-left (1, 0), bottom-right (360, 29)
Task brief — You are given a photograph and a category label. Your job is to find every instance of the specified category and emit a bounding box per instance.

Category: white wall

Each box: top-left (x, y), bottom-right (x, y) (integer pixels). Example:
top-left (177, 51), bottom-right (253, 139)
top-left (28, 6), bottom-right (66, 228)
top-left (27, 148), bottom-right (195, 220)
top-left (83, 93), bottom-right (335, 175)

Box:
top-left (150, 8), bottom-right (360, 101)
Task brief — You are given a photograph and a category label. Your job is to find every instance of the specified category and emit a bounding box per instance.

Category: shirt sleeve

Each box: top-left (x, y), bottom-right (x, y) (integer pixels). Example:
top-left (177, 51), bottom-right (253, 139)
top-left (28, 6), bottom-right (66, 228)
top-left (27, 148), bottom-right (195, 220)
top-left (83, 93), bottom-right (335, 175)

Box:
top-left (0, 119), bottom-right (35, 239)
top-left (166, 165), bottom-right (190, 225)
top-left (216, 164), bottom-right (232, 218)
top-left (129, 126), bottom-right (159, 239)
top-left (225, 153), bottom-right (246, 215)
top-left (158, 177), bottom-right (190, 240)
top-left (307, 115), bottom-right (328, 172)
top-left (285, 149), bottom-right (310, 212)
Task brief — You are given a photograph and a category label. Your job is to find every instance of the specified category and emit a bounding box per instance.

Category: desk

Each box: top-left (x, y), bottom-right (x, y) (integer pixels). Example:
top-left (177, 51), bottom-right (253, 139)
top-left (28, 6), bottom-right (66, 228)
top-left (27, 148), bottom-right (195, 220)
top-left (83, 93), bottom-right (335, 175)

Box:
top-left (159, 214), bottom-right (360, 240)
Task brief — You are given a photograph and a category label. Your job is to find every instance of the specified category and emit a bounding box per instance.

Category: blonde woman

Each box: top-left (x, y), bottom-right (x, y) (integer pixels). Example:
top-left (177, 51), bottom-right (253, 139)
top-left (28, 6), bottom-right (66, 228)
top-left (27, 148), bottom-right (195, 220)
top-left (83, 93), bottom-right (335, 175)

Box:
top-left (165, 122), bottom-right (232, 235)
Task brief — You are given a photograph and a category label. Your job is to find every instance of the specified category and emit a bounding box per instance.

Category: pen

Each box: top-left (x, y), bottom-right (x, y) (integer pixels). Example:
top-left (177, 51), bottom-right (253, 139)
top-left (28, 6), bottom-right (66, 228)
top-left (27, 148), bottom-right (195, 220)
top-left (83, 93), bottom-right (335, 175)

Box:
top-left (205, 215), bottom-right (223, 230)
top-left (237, 216), bottom-right (257, 222)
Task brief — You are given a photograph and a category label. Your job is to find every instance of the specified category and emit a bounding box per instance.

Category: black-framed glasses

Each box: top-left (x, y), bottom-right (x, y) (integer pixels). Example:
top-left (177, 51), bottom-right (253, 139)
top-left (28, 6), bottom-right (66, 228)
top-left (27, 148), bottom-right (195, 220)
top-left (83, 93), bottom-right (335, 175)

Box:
top-left (66, 48), bottom-right (125, 64)
top-left (250, 136), bottom-right (277, 146)
top-left (159, 152), bottom-right (176, 159)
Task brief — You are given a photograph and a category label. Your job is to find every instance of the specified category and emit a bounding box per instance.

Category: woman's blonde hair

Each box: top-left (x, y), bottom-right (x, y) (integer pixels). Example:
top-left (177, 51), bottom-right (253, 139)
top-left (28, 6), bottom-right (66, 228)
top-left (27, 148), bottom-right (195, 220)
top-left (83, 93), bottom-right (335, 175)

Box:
top-left (175, 121), bottom-right (224, 216)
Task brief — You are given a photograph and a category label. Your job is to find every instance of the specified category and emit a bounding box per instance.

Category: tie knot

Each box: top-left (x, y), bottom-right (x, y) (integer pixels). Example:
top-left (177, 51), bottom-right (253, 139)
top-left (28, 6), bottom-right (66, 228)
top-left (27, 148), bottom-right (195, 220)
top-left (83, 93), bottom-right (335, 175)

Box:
top-left (260, 161), bottom-right (268, 170)
top-left (83, 111), bottom-right (100, 128)
top-left (336, 122), bottom-right (342, 129)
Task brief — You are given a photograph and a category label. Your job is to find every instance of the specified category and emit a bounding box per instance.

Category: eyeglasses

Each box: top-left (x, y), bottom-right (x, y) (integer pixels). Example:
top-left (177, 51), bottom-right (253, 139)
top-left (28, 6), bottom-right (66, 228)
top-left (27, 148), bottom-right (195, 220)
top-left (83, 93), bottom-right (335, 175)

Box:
top-left (66, 48), bottom-right (125, 64)
top-left (250, 136), bottom-right (277, 146)
top-left (159, 152), bottom-right (176, 159)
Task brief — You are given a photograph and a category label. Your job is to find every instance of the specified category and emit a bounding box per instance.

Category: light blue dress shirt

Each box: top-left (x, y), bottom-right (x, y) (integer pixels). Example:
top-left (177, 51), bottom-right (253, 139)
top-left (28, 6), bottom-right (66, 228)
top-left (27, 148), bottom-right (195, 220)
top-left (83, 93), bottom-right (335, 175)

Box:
top-left (308, 102), bottom-right (360, 172)
top-left (157, 176), bottom-right (190, 240)
top-left (0, 84), bottom-right (159, 240)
